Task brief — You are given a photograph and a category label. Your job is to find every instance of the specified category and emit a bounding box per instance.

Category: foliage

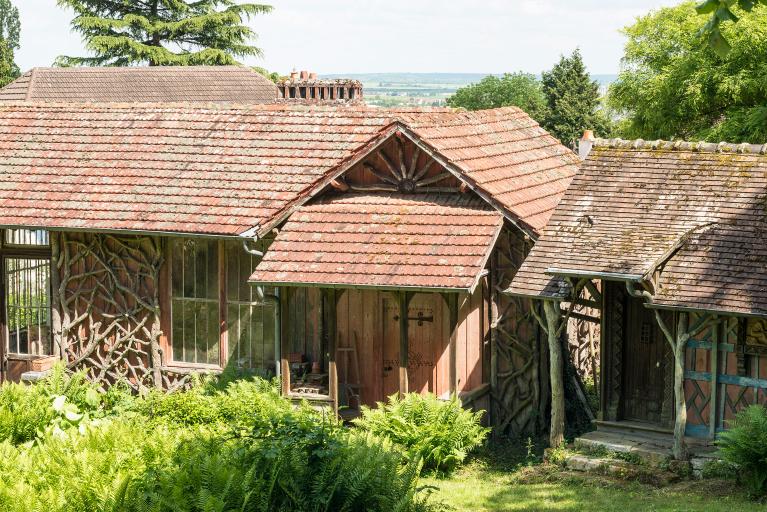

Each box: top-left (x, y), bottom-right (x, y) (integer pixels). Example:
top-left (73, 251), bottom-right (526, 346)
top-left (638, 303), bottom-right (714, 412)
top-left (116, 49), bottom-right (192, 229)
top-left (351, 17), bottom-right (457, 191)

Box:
top-left (253, 66), bottom-right (281, 82)
top-left (0, 373), bottom-right (434, 512)
top-left (697, 0), bottom-right (767, 56)
top-left (354, 393), bottom-right (489, 474)
top-left (541, 49), bottom-right (613, 145)
top-left (717, 405), bottom-right (767, 496)
top-left (446, 72), bottom-right (548, 121)
top-left (0, 0), bottom-right (19, 87)
top-left (0, 383), bottom-right (52, 444)
top-left (608, 2), bottom-right (767, 143)
top-left (55, 0), bottom-right (273, 66)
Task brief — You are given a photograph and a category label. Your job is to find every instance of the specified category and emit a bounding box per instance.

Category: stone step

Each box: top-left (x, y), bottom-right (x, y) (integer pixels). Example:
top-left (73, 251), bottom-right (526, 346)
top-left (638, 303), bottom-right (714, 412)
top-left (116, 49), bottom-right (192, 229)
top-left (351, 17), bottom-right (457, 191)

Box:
top-left (562, 453), bottom-right (681, 485)
top-left (574, 430), bottom-right (672, 467)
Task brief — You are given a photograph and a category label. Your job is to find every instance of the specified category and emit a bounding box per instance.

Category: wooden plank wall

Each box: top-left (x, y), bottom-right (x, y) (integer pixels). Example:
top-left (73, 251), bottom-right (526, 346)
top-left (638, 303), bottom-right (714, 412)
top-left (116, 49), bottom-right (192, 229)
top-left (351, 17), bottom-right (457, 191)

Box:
top-left (282, 286), bottom-right (487, 408)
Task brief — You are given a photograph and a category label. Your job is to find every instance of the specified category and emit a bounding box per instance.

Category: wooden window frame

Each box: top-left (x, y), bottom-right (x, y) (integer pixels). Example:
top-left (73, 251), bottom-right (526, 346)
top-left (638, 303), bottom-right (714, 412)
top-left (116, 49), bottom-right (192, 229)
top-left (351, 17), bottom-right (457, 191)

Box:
top-left (166, 239), bottom-right (226, 370)
top-left (0, 229), bottom-right (53, 361)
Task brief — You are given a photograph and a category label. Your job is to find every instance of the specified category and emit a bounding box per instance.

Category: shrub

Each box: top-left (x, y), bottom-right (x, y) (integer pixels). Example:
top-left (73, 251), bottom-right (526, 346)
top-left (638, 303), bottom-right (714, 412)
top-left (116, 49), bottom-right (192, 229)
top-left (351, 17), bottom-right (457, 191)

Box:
top-left (717, 405), bottom-right (767, 496)
top-left (0, 383), bottom-right (52, 444)
top-left (354, 393), bottom-right (489, 474)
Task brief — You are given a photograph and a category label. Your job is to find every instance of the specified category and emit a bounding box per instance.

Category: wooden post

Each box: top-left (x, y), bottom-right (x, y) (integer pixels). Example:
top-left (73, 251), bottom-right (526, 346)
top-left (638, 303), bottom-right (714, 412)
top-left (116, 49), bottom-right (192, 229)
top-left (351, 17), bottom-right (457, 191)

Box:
top-left (671, 313), bottom-right (689, 460)
top-left (218, 240), bottom-right (228, 368)
top-left (445, 293), bottom-right (459, 395)
top-left (280, 290), bottom-right (290, 397)
top-left (709, 316), bottom-right (719, 439)
top-left (543, 300), bottom-right (565, 448)
top-left (49, 233), bottom-right (63, 360)
top-left (398, 291), bottom-right (411, 397)
top-left (326, 289), bottom-right (339, 416)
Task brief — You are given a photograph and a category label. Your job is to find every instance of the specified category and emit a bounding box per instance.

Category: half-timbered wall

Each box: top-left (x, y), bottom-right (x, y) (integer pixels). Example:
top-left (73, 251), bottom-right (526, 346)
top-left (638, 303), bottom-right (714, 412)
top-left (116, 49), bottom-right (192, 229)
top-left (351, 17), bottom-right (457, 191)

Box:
top-left (684, 315), bottom-right (767, 438)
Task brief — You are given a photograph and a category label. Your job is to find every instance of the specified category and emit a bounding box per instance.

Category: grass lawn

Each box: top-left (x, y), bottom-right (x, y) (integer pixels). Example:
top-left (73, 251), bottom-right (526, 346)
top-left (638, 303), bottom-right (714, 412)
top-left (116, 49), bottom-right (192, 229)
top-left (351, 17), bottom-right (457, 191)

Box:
top-left (424, 442), bottom-right (765, 512)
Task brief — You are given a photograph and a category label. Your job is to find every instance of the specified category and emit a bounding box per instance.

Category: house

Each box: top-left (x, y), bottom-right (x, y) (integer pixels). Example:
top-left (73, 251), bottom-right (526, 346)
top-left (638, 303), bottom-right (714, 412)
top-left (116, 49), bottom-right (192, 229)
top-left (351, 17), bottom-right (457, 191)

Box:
top-left (0, 98), bottom-right (578, 430)
top-left (0, 66), bottom-right (279, 103)
top-left (509, 136), bottom-right (767, 458)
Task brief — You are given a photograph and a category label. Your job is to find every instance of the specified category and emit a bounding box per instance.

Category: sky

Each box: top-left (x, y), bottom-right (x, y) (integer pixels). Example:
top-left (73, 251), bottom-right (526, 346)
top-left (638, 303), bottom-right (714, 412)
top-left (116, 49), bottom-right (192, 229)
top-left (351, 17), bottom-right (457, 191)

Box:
top-left (16, 0), bottom-right (677, 75)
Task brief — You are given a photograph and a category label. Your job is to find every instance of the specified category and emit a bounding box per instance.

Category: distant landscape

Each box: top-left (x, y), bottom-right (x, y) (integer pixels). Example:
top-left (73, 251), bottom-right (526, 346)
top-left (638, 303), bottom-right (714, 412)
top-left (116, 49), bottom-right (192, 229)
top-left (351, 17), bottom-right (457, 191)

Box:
top-left (325, 72), bottom-right (618, 107)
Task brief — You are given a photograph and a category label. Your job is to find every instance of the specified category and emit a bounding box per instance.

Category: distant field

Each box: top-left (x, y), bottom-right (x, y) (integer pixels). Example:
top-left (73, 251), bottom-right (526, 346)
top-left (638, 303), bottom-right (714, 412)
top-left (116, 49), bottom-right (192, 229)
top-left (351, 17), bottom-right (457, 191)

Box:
top-left (325, 72), bottom-right (617, 107)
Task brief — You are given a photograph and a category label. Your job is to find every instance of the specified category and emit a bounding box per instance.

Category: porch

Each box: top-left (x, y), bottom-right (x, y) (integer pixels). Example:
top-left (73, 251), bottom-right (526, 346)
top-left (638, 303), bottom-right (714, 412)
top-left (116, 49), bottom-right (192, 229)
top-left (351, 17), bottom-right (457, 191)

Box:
top-left (277, 286), bottom-right (489, 418)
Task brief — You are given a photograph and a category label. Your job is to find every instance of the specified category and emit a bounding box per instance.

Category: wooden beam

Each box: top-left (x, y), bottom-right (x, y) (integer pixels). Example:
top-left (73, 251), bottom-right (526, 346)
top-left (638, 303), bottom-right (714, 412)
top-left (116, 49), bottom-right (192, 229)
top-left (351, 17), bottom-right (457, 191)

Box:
top-left (709, 317), bottom-right (719, 439)
top-left (443, 293), bottom-right (459, 395)
top-left (329, 179), bottom-right (349, 192)
top-left (49, 233), bottom-right (63, 360)
top-left (280, 289), bottom-right (290, 397)
top-left (325, 288), bottom-right (339, 416)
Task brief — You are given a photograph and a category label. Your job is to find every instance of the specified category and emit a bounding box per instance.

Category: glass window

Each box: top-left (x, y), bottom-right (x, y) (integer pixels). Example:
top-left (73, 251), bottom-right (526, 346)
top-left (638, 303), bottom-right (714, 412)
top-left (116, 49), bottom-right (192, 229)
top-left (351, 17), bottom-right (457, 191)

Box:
top-left (225, 241), bottom-right (276, 375)
top-left (5, 229), bottom-right (49, 247)
top-left (5, 257), bottom-right (51, 355)
top-left (171, 239), bottom-right (220, 365)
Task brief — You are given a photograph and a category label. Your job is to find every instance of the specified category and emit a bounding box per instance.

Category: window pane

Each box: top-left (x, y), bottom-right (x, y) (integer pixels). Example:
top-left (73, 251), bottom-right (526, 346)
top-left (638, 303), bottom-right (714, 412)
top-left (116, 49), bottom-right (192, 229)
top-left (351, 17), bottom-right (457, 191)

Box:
top-left (6, 258), bottom-right (51, 355)
top-left (5, 229), bottom-right (49, 247)
top-left (170, 239), bottom-right (220, 365)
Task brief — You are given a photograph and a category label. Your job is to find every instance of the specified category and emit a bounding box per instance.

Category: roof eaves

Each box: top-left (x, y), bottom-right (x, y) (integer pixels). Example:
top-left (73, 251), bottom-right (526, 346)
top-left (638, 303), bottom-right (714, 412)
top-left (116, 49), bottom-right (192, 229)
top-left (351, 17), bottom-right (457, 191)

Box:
top-left (468, 217), bottom-right (505, 295)
top-left (246, 279), bottom-right (470, 294)
top-left (644, 302), bottom-right (767, 320)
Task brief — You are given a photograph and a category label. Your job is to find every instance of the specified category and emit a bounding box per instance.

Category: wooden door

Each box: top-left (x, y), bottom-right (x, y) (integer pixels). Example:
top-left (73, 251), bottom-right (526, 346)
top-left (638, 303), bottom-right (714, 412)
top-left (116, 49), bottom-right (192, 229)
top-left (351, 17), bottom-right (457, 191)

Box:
top-left (381, 294), bottom-right (437, 398)
top-left (622, 298), bottom-right (667, 424)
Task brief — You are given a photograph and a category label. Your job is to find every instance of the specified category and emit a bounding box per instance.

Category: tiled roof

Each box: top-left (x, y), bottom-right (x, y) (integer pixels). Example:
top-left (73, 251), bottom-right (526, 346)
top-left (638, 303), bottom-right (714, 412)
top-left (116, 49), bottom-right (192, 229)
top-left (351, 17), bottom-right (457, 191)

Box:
top-left (0, 103), bottom-right (574, 238)
top-left (398, 107), bottom-right (579, 233)
top-left (0, 103), bottom-right (395, 235)
top-left (249, 193), bottom-right (503, 291)
top-left (508, 139), bottom-right (767, 317)
top-left (0, 66), bottom-right (278, 103)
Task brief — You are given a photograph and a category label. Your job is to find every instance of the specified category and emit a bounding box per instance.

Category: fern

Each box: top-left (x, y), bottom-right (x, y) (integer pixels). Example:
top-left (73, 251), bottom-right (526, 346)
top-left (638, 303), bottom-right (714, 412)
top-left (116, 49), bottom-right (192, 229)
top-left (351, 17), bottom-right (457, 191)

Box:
top-left (354, 393), bottom-right (489, 474)
top-left (717, 405), bottom-right (767, 497)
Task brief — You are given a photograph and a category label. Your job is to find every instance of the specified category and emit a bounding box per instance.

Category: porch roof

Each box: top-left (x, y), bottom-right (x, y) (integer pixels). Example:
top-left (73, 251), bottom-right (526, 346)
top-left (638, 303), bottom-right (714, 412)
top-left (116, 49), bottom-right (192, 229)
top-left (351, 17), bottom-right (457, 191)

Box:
top-left (249, 193), bottom-right (503, 291)
top-left (0, 103), bottom-right (577, 238)
top-left (507, 139), bottom-right (767, 318)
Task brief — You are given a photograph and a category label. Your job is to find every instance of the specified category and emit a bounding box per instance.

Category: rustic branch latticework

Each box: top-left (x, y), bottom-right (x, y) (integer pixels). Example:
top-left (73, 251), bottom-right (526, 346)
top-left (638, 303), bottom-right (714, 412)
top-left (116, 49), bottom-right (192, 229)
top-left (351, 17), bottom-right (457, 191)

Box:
top-left (55, 232), bottom-right (165, 391)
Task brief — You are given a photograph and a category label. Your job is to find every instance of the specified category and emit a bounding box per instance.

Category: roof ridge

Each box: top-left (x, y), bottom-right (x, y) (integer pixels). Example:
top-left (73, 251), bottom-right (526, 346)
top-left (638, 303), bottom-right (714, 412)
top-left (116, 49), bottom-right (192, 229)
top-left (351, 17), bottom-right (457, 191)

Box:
top-left (593, 137), bottom-right (767, 155)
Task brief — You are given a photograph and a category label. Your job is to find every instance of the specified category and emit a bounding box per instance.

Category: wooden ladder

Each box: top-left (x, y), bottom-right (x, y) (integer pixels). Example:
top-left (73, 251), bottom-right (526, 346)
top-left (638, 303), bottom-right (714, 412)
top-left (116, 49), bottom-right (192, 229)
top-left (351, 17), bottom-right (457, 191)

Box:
top-left (337, 332), bottom-right (361, 408)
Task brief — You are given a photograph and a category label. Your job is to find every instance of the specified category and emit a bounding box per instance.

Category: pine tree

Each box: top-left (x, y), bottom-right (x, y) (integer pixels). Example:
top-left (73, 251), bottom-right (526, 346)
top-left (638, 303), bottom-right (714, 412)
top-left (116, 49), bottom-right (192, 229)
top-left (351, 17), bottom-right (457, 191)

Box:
top-left (541, 49), bottom-right (611, 146)
top-left (55, 0), bottom-right (272, 67)
top-left (0, 0), bottom-right (20, 87)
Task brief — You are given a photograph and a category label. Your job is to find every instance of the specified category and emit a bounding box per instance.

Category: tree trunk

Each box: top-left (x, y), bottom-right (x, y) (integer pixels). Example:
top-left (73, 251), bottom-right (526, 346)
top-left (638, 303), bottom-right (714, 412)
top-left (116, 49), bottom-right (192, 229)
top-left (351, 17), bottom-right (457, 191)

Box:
top-left (672, 312), bottom-right (689, 460)
top-left (544, 300), bottom-right (565, 448)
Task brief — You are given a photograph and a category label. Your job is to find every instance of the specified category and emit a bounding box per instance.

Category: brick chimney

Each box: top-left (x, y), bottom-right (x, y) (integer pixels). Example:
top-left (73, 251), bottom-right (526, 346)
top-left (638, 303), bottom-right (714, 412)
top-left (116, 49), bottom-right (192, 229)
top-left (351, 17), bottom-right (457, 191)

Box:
top-left (277, 70), bottom-right (363, 104)
top-left (579, 130), bottom-right (595, 160)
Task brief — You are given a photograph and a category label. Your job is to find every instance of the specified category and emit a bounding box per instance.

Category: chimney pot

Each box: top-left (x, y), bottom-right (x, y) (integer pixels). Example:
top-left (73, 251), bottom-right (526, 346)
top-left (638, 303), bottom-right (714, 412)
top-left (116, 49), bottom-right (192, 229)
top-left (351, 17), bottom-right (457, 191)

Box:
top-left (579, 129), bottom-right (596, 160)
top-left (309, 72), bottom-right (318, 80)
top-left (289, 70), bottom-right (298, 81)
top-left (300, 70), bottom-right (309, 80)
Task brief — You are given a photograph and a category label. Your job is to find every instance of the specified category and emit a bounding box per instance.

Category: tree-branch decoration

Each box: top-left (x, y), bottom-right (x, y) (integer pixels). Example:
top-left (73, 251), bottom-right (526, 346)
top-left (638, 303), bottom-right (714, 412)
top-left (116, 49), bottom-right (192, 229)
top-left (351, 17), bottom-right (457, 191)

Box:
top-left (350, 135), bottom-right (459, 194)
top-left (55, 232), bottom-right (164, 392)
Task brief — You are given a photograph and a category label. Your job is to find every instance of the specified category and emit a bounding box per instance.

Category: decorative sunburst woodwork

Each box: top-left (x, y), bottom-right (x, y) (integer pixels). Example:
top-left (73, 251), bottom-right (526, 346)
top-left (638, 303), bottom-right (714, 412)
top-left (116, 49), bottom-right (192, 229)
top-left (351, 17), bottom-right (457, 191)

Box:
top-left (342, 135), bottom-right (462, 194)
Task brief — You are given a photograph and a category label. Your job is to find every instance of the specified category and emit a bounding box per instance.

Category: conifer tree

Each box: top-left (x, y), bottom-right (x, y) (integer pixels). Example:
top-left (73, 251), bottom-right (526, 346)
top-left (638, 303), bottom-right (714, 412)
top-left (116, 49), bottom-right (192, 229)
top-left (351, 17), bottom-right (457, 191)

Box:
top-left (541, 49), bottom-right (611, 145)
top-left (0, 0), bottom-right (20, 87)
top-left (55, 0), bottom-right (272, 66)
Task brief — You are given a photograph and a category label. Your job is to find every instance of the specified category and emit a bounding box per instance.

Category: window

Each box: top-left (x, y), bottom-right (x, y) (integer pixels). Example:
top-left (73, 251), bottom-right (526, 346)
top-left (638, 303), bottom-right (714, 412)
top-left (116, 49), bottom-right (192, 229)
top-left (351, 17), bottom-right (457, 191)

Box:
top-left (1, 229), bottom-right (52, 356)
top-left (169, 238), bottom-right (278, 373)
top-left (225, 241), bottom-right (276, 374)
top-left (171, 239), bottom-right (220, 365)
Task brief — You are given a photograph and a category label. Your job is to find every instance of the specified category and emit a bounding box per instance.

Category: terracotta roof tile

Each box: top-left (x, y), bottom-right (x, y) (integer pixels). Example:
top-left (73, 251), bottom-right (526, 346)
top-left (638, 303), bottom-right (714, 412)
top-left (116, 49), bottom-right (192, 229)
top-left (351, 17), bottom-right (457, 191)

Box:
top-left (0, 103), bottom-right (575, 238)
top-left (0, 66), bottom-right (278, 103)
top-left (399, 107), bottom-right (579, 233)
top-left (508, 139), bottom-right (767, 317)
top-left (250, 193), bottom-right (503, 290)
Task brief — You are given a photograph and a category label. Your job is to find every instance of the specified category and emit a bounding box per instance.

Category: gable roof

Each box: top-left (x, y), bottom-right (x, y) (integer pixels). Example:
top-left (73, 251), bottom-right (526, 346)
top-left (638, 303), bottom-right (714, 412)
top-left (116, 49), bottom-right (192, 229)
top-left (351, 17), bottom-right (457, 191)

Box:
top-left (508, 139), bottom-right (767, 318)
top-left (0, 66), bottom-right (278, 103)
top-left (397, 108), bottom-right (578, 233)
top-left (250, 193), bottom-right (503, 291)
top-left (0, 103), bottom-right (576, 238)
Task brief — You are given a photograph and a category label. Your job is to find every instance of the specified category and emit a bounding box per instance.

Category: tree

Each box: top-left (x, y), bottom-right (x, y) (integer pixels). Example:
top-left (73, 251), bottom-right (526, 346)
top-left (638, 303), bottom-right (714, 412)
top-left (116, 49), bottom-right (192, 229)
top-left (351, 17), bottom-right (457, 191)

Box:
top-left (609, 1), bottom-right (767, 143)
top-left (541, 49), bottom-right (611, 146)
top-left (447, 73), bottom-right (548, 122)
top-left (0, 0), bottom-right (20, 87)
top-left (55, 0), bottom-right (272, 66)
top-left (697, 0), bottom-right (767, 56)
